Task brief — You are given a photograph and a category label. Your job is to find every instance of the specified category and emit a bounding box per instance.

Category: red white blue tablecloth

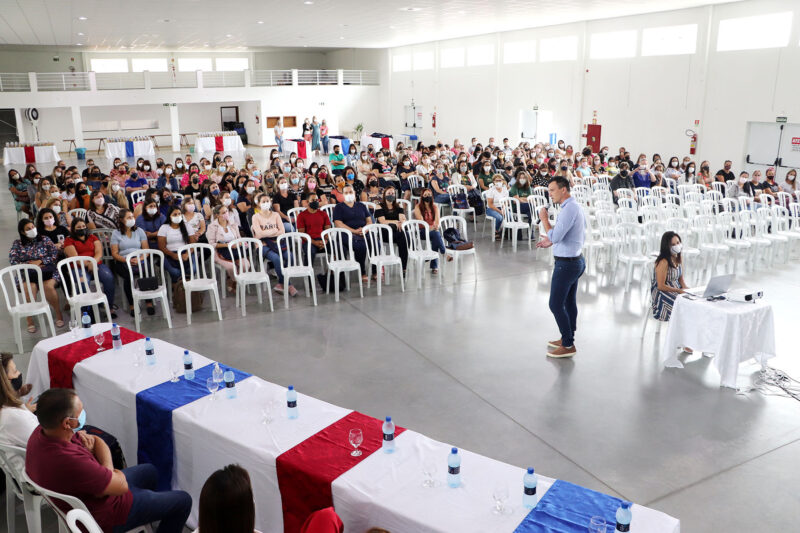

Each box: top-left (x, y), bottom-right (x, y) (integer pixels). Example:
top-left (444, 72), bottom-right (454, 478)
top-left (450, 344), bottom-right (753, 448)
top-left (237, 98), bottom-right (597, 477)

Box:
top-left (3, 145), bottom-right (60, 164)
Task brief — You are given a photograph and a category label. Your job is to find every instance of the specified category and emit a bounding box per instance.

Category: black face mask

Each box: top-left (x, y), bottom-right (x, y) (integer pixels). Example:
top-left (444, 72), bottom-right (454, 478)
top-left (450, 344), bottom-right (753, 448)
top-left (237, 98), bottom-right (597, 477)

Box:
top-left (423, 196), bottom-right (433, 203)
top-left (77, 189), bottom-right (87, 197)
top-left (10, 374), bottom-right (23, 392)
top-left (385, 195), bottom-right (396, 203)
top-left (620, 170), bottom-right (629, 178)
top-left (309, 201), bottom-right (320, 210)
top-left (75, 228), bottom-right (88, 238)
top-left (369, 181), bottom-right (378, 187)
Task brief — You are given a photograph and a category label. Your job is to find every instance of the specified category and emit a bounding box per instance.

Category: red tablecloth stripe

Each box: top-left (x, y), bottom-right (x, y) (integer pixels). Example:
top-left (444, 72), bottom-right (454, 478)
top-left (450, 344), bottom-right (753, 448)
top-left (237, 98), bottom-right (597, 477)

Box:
top-left (295, 141), bottom-right (307, 159)
top-left (48, 327), bottom-right (145, 389)
top-left (276, 411), bottom-right (405, 533)
top-left (380, 137), bottom-right (391, 150)
top-left (214, 136), bottom-right (224, 151)
top-left (24, 146), bottom-right (36, 163)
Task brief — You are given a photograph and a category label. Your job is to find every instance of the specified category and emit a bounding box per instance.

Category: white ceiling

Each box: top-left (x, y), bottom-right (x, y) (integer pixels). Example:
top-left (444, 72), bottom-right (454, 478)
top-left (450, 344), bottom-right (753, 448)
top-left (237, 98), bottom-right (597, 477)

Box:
top-left (0, 0), bottom-right (740, 51)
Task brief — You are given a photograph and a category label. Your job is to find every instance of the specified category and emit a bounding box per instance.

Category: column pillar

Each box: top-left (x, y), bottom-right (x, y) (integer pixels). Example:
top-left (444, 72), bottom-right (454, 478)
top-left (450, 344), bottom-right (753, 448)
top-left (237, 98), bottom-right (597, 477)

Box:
top-left (169, 104), bottom-right (180, 152)
top-left (70, 106), bottom-right (84, 149)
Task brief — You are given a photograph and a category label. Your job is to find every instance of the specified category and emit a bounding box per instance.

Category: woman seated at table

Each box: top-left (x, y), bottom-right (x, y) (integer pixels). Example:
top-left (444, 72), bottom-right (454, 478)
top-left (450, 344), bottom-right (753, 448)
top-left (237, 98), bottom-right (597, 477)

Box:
top-left (413, 189), bottom-right (447, 275)
top-left (251, 193), bottom-right (295, 296)
top-left (36, 208), bottom-right (70, 254)
top-left (111, 209), bottom-right (154, 317)
top-left (136, 198), bottom-right (167, 249)
top-left (158, 206), bottom-right (198, 285)
top-left (361, 172), bottom-right (384, 204)
top-left (87, 190), bottom-right (121, 230)
top-left (376, 186), bottom-right (409, 275)
top-left (652, 231), bottom-right (689, 326)
top-left (206, 204), bottom-right (244, 294)
top-left (8, 219), bottom-right (65, 330)
top-left (333, 185), bottom-right (372, 282)
top-left (64, 217), bottom-right (117, 318)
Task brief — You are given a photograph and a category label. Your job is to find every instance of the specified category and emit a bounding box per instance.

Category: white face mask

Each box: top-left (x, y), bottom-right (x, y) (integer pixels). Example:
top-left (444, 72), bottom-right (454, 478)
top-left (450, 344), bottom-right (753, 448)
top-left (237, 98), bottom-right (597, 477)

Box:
top-left (144, 166), bottom-right (150, 171)
top-left (42, 183), bottom-right (51, 191)
top-left (205, 165), bottom-right (212, 170)
top-left (166, 168), bottom-right (173, 175)
top-left (43, 217), bottom-right (55, 226)
top-left (52, 205), bottom-right (62, 214)
top-left (111, 184), bottom-right (120, 192)
top-left (222, 198), bottom-right (232, 207)
top-left (246, 186), bottom-right (256, 194)
top-left (494, 182), bottom-right (503, 189)
top-left (518, 180), bottom-right (526, 186)
top-left (671, 244), bottom-right (682, 255)
top-left (788, 174), bottom-right (796, 182)
top-left (344, 193), bottom-right (356, 203)
top-left (94, 197), bottom-right (105, 207)
top-left (260, 202), bottom-right (271, 211)
top-left (219, 166), bottom-right (226, 173)
top-left (125, 218), bottom-right (136, 228)
top-left (279, 183), bottom-right (288, 191)
top-left (484, 166), bottom-right (491, 172)
top-left (171, 215), bottom-right (183, 224)
top-left (185, 203), bottom-right (196, 212)
top-left (156, 168), bottom-right (163, 175)
top-left (51, 191), bottom-right (60, 198)
top-left (146, 207), bottom-right (158, 216)
top-left (25, 228), bottom-right (37, 239)
top-left (671, 161), bottom-right (678, 167)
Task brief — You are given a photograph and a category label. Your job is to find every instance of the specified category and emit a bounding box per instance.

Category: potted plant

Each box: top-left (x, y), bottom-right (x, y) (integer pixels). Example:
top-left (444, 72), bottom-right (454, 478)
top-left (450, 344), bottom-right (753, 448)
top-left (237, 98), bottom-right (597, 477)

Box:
top-left (353, 123), bottom-right (363, 144)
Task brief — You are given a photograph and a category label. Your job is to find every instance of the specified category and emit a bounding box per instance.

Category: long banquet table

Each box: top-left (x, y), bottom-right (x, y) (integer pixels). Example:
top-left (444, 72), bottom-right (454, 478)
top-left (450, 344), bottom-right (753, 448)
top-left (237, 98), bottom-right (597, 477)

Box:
top-left (104, 140), bottom-right (155, 159)
top-left (3, 144), bottom-right (61, 164)
top-left (194, 135), bottom-right (245, 154)
top-left (28, 325), bottom-right (680, 533)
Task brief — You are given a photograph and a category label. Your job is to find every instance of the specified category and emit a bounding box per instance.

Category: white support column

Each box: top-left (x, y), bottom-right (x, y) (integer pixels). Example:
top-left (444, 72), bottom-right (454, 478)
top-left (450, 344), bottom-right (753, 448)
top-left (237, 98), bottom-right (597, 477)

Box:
top-left (14, 108), bottom-right (26, 143)
top-left (144, 70), bottom-right (152, 90)
top-left (169, 105), bottom-right (180, 152)
top-left (244, 69), bottom-right (251, 88)
top-left (291, 69), bottom-right (298, 86)
top-left (258, 99), bottom-right (269, 147)
top-left (88, 71), bottom-right (97, 92)
top-left (196, 70), bottom-right (203, 89)
top-left (70, 106), bottom-right (84, 149)
top-left (337, 69), bottom-right (343, 86)
top-left (28, 72), bottom-right (37, 92)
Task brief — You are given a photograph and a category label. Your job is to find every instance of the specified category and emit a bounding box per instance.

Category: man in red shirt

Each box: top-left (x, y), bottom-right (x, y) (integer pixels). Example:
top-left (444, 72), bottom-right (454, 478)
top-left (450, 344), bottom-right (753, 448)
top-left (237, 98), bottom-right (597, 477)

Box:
top-left (297, 193), bottom-right (331, 267)
top-left (26, 388), bottom-right (191, 533)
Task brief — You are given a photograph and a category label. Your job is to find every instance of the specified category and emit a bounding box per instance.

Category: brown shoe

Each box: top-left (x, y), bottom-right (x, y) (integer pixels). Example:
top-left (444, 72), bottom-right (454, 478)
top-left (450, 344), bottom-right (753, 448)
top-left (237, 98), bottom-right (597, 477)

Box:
top-left (547, 345), bottom-right (576, 358)
top-left (547, 339), bottom-right (562, 349)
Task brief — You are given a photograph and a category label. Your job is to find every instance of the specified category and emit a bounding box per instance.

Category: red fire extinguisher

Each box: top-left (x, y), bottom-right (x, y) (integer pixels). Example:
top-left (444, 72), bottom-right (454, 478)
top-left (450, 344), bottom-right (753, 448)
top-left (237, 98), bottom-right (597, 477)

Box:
top-left (432, 112), bottom-right (436, 129)
top-left (690, 133), bottom-right (697, 155)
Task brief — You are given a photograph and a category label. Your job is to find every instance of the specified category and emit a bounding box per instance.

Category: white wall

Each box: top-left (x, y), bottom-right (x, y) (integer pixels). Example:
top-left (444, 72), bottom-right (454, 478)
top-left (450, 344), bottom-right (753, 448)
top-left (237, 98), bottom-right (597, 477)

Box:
top-left (383, 0), bottom-right (800, 171)
top-left (0, 48), bottom-right (84, 72)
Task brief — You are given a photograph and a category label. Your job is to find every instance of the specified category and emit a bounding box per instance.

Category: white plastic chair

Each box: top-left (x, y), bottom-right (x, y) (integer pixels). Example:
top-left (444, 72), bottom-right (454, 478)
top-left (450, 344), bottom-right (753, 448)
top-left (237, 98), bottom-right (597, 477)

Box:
top-left (440, 215), bottom-right (477, 283)
top-left (67, 208), bottom-right (87, 221)
top-left (499, 197), bottom-right (531, 252)
top-left (0, 443), bottom-right (45, 533)
top-left (402, 220), bottom-right (442, 288)
top-left (287, 206), bottom-right (306, 230)
top-left (396, 198), bottom-right (413, 221)
top-left (172, 192), bottom-right (185, 206)
top-left (90, 228), bottom-right (114, 264)
top-left (612, 223), bottom-right (650, 291)
top-left (363, 224), bottom-right (404, 295)
top-left (0, 265), bottom-right (57, 353)
top-left (321, 228), bottom-right (363, 302)
top-left (407, 175), bottom-right (425, 204)
top-left (228, 238), bottom-right (274, 316)
top-left (640, 261), bottom-right (666, 339)
top-left (447, 184), bottom-right (476, 231)
top-left (131, 190), bottom-right (146, 206)
top-left (361, 201), bottom-right (379, 219)
top-left (277, 232), bottom-right (318, 309)
top-left (126, 249), bottom-right (172, 332)
top-left (177, 243), bottom-right (223, 324)
top-left (67, 509), bottom-right (103, 533)
top-left (321, 204), bottom-right (336, 225)
top-left (57, 257), bottom-right (112, 325)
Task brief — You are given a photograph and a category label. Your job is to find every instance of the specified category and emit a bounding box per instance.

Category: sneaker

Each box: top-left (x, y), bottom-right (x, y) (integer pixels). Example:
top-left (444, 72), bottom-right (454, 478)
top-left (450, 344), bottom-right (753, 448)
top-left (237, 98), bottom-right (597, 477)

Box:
top-left (288, 285), bottom-right (298, 297)
top-left (547, 339), bottom-right (562, 349)
top-left (547, 345), bottom-right (576, 358)
top-left (274, 284), bottom-right (284, 294)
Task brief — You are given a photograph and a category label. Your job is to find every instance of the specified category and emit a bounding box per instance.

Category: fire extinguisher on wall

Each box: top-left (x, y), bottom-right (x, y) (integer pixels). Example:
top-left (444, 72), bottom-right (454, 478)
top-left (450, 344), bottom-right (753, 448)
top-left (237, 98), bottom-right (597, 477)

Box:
top-left (432, 112), bottom-right (436, 129)
top-left (687, 129), bottom-right (697, 155)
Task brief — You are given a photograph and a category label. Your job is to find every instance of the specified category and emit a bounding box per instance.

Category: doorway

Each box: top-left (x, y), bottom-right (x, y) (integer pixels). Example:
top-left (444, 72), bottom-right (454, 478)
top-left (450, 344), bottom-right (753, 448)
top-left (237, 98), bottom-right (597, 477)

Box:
top-left (0, 109), bottom-right (17, 145)
top-left (220, 106), bottom-right (239, 130)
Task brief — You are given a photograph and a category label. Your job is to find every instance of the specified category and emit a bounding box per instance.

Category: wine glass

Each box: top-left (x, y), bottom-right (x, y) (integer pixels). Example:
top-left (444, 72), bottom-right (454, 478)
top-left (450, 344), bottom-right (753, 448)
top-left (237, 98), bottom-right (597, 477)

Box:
top-left (588, 516), bottom-right (607, 533)
top-left (348, 429), bottom-right (363, 457)
top-left (68, 319), bottom-right (78, 338)
top-left (206, 377), bottom-right (219, 400)
top-left (492, 483), bottom-right (511, 515)
top-left (93, 331), bottom-right (105, 352)
top-left (422, 459), bottom-right (437, 488)
top-left (169, 360), bottom-right (181, 383)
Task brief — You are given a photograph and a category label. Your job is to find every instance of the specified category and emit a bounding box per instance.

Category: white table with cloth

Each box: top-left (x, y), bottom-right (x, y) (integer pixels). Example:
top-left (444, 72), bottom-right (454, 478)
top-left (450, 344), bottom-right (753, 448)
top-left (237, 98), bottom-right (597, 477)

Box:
top-left (2, 144), bottom-right (60, 164)
top-left (660, 295), bottom-right (776, 388)
top-left (194, 135), bottom-right (245, 154)
top-left (29, 325), bottom-right (680, 533)
top-left (104, 140), bottom-right (155, 159)
top-left (360, 133), bottom-right (393, 153)
top-left (283, 138), bottom-right (311, 159)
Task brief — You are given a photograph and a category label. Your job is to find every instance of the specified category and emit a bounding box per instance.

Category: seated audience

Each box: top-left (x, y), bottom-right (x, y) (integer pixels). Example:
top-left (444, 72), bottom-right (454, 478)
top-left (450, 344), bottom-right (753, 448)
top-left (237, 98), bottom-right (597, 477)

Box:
top-left (157, 206), bottom-right (198, 284)
top-left (332, 185), bottom-right (372, 280)
top-left (413, 189), bottom-right (446, 274)
top-left (64, 217), bottom-right (117, 318)
top-left (375, 187), bottom-right (409, 274)
top-left (36, 207), bottom-right (70, 252)
top-left (296, 193), bottom-right (331, 267)
top-left (250, 193), bottom-right (295, 296)
top-left (111, 209), bottom-right (153, 317)
top-left (484, 174), bottom-right (509, 240)
top-left (87, 190), bottom-right (121, 230)
top-left (206, 204), bottom-right (244, 293)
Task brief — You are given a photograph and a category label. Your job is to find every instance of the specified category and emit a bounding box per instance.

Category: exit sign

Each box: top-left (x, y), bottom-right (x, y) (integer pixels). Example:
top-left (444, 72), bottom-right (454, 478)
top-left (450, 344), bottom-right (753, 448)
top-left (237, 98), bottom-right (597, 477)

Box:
top-left (776, 116), bottom-right (787, 123)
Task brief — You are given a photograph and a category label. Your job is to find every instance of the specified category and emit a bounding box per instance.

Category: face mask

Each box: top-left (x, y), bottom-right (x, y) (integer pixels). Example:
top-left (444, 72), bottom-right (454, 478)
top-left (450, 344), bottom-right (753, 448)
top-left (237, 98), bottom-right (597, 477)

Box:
top-left (671, 161), bottom-right (678, 168)
top-left (346, 173), bottom-right (355, 180)
top-left (10, 374), bottom-right (23, 392)
top-left (687, 167), bottom-right (695, 173)
top-left (211, 189), bottom-right (220, 196)
top-left (52, 205), bottom-right (62, 214)
top-left (43, 217), bottom-right (55, 226)
top-left (702, 166), bottom-right (710, 172)
top-left (176, 163), bottom-right (183, 169)
top-left (217, 165), bottom-right (226, 173)
top-left (423, 196), bottom-right (433, 203)
top-left (309, 200), bottom-right (320, 210)
top-left (55, 172), bottom-right (62, 177)
top-left (306, 182), bottom-right (316, 191)
top-left (144, 166), bottom-right (151, 171)
top-left (25, 228), bottom-right (37, 239)
top-left (260, 202), bottom-right (271, 211)
top-left (739, 177), bottom-right (747, 185)
top-left (344, 194), bottom-right (356, 203)
top-left (671, 244), bottom-right (682, 255)
top-left (291, 178), bottom-right (300, 185)
top-left (602, 150), bottom-right (609, 156)
top-left (94, 197), bottom-right (105, 207)
top-left (291, 157), bottom-right (297, 162)
top-left (185, 203), bottom-right (196, 213)
top-left (125, 218), bottom-right (136, 228)
top-left (548, 152), bottom-right (554, 157)
top-left (222, 198), bottom-right (232, 207)
top-left (137, 163), bottom-right (144, 169)
top-left (279, 183), bottom-right (288, 191)
top-left (518, 179), bottom-right (526, 186)
top-left (620, 170), bottom-right (629, 178)
top-left (788, 175), bottom-right (796, 181)
top-left (361, 155), bottom-right (368, 160)
top-left (75, 228), bottom-right (88, 238)
top-left (385, 195), bottom-right (396, 203)
top-left (111, 184), bottom-right (120, 192)
top-left (484, 166), bottom-right (491, 172)
top-left (460, 166), bottom-right (467, 172)
top-left (205, 165), bottom-right (212, 170)
top-left (246, 186), bottom-right (256, 194)
top-left (146, 205), bottom-right (158, 216)
top-left (404, 162), bottom-right (410, 168)
top-left (171, 215), bottom-right (183, 224)
top-left (494, 182), bottom-right (503, 189)
top-left (70, 409), bottom-right (87, 432)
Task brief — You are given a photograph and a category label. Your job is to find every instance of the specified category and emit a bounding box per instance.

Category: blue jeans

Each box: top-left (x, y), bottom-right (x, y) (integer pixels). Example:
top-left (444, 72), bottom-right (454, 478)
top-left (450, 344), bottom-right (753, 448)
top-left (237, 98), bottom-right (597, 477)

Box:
top-left (548, 256), bottom-right (586, 348)
top-left (77, 264), bottom-right (115, 308)
top-left (263, 248), bottom-right (291, 285)
top-left (422, 230), bottom-right (445, 269)
top-left (322, 136), bottom-right (329, 154)
top-left (164, 256), bottom-right (196, 284)
top-left (486, 208), bottom-right (504, 232)
top-left (276, 135), bottom-right (283, 153)
top-left (113, 464), bottom-right (191, 533)
top-left (434, 193), bottom-right (450, 204)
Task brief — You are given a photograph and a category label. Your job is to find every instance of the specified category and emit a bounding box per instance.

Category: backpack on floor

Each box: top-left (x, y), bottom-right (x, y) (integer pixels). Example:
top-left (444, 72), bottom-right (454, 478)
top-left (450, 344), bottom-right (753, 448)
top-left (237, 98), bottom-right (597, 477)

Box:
top-left (172, 282), bottom-right (204, 314)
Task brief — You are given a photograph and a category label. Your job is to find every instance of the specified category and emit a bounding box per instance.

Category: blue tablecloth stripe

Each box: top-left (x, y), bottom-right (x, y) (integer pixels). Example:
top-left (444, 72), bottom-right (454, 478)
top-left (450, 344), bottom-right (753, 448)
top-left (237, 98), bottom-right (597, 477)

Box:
top-left (135, 363), bottom-right (251, 490)
top-left (514, 480), bottom-right (623, 533)
top-left (340, 138), bottom-right (350, 154)
top-left (124, 141), bottom-right (134, 157)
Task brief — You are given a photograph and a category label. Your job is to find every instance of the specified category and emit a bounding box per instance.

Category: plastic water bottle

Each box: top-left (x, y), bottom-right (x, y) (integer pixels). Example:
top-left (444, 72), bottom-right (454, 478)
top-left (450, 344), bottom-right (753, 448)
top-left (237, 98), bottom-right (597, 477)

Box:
top-left (382, 416), bottom-right (396, 453)
top-left (144, 337), bottom-right (156, 366)
top-left (212, 362), bottom-right (224, 384)
top-left (111, 323), bottom-right (122, 350)
top-left (183, 350), bottom-right (195, 381)
top-left (286, 385), bottom-right (298, 419)
top-left (447, 447), bottom-right (461, 488)
top-left (616, 501), bottom-right (632, 531)
top-left (523, 467), bottom-right (538, 509)
top-left (81, 312), bottom-right (91, 338)
top-left (224, 370), bottom-right (237, 399)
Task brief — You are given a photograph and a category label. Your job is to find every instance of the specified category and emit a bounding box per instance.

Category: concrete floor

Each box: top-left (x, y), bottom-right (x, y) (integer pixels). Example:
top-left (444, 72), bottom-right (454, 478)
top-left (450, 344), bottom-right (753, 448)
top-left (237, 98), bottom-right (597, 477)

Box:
top-left (2, 148), bottom-right (799, 533)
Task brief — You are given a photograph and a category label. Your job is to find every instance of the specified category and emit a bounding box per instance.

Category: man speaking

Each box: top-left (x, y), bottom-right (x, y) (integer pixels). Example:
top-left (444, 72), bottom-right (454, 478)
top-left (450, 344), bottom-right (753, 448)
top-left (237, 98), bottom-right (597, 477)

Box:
top-left (536, 176), bottom-right (586, 358)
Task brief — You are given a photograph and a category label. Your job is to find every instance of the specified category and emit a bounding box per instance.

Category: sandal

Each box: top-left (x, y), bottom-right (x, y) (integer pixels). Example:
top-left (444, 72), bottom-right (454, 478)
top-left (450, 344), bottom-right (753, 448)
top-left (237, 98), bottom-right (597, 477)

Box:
top-left (432, 269), bottom-right (439, 275)
top-left (27, 324), bottom-right (37, 334)
top-left (55, 319), bottom-right (65, 328)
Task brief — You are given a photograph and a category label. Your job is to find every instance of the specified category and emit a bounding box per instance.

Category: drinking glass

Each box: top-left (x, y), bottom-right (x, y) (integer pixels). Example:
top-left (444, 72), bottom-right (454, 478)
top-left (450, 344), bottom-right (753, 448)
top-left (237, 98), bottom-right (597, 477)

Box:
top-left (349, 429), bottom-right (363, 457)
top-left (69, 319), bottom-right (78, 338)
top-left (206, 378), bottom-right (219, 400)
top-left (170, 360), bottom-right (181, 382)
top-left (93, 331), bottom-right (105, 352)
top-left (133, 346), bottom-right (145, 367)
top-left (588, 516), bottom-right (607, 533)
top-left (492, 483), bottom-right (511, 515)
top-left (422, 459), bottom-right (437, 488)
top-left (261, 399), bottom-right (279, 425)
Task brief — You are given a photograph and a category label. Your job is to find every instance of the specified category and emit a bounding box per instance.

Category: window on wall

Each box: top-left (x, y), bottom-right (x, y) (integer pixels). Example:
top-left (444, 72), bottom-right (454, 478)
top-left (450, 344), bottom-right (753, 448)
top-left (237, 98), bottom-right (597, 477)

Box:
top-left (413, 51), bottom-right (434, 71)
top-left (215, 57), bottom-right (249, 71)
top-left (440, 47), bottom-right (465, 68)
top-left (90, 58), bottom-right (129, 73)
top-left (717, 12), bottom-right (793, 51)
top-left (642, 24), bottom-right (697, 56)
top-left (540, 36), bottom-right (578, 62)
top-left (467, 44), bottom-right (494, 66)
top-left (503, 41), bottom-right (536, 64)
top-left (590, 30), bottom-right (637, 59)
top-left (131, 58), bottom-right (168, 72)
top-left (178, 57), bottom-right (213, 71)
top-left (392, 54), bottom-right (411, 72)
